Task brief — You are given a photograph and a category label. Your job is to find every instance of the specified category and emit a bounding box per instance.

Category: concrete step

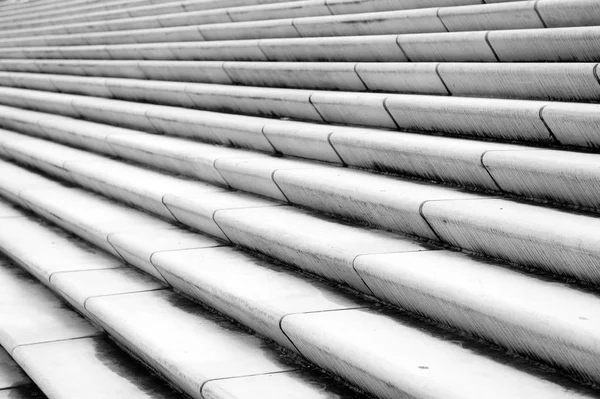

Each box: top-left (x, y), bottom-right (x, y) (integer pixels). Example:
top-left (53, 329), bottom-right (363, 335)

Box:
top-left (0, 1), bottom-right (598, 47)
top-left (0, 346), bottom-right (44, 399)
top-left (0, 0), bottom-right (496, 39)
top-left (0, 198), bottom-right (365, 399)
top-left (4, 93), bottom-right (600, 214)
top-left (5, 124), bottom-right (600, 287)
top-left (0, 25), bottom-right (598, 62)
top-left (3, 131), bottom-right (600, 387)
top-left (1, 60), bottom-right (599, 102)
top-left (0, 160), bottom-right (596, 397)
top-left (0, 253), bottom-right (194, 399)
top-left (2, 77), bottom-right (600, 156)
top-left (0, 0), bottom-right (304, 31)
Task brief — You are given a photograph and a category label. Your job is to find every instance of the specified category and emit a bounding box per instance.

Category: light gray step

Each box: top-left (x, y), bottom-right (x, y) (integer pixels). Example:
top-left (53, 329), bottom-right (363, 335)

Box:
top-left (1, 60), bottom-right (599, 103)
top-left (0, 346), bottom-right (42, 399)
top-left (0, 201), bottom-right (364, 399)
top-left (3, 134), bottom-right (600, 387)
top-left (0, 74), bottom-right (598, 151)
top-left (6, 124), bottom-right (600, 288)
top-left (1, 25), bottom-right (599, 62)
top-left (0, 0), bottom-right (304, 31)
top-left (3, 91), bottom-right (600, 214)
top-left (0, 0), bottom-right (164, 19)
top-left (0, 162), bottom-right (596, 398)
top-left (0, 0), bottom-right (493, 40)
top-left (1, 0), bottom-right (599, 47)
top-left (0, 257), bottom-right (192, 399)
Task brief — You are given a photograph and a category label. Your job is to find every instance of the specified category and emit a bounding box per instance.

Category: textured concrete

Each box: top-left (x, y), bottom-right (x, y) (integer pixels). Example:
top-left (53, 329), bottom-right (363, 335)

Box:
top-left (355, 62), bottom-right (448, 94)
top-left (329, 129), bottom-right (518, 190)
top-left (422, 198), bottom-right (600, 283)
top-left (202, 370), bottom-right (360, 399)
top-left (19, 187), bottom-right (166, 257)
top-left (542, 103), bottom-right (600, 148)
top-left (273, 166), bottom-right (479, 239)
top-left (483, 149), bottom-right (600, 210)
top-left (107, 227), bottom-right (220, 281)
top-left (185, 84), bottom-right (324, 121)
top-left (152, 246), bottom-right (362, 349)
top-left (163, 191), bottom-right (279, 241)
top-left (310, 91), bottom-right (395, 128)
top-left (385, 95), bottom-right (553, 142)
top-left (537, 0), bottom-right (600, 28)
top-left (145, 107), bottom-right (275, 151)
top-left (0, 217), bottom-right (120, 284)
top-left (213, 206), bottom-right (427, 291)
top-left (86, 290), bottom-right (296, 398)
top-left (224, 61), bottom-right (367, 91)
top-left (259, 35), bottom-right (408, 62)
top-left (261, 120), bottom-right (344, 163)
top-left (438, 62), bottom-right (600, 101)
top-left (325, 0), bottom-right (483, 14)
top-left (106, 132), bottom-right (257, 184)
top-left (138, 60), bottom-right (232, 83)
top-left (439, 1), bottom-right (544, 31)
top-left (64, 160), bottom-right (219, 219)
top-left (294, 8), bottom-right (445, 37)
top-left (488, 26), bottom-right (600, 62)
top-left (0, 347), bottom-right (29, 389)
top-left (0, 260), bottom-right (99, 352)
top-left (354, 250), bottom-right (600, 383)
top-left (214, 157), bottom-right (320, 201)
top-left (52, 268), bottom-right (165, 314)
top-left (200, 18), bottom-right (299, 40)
top-left (12, 336), bottom-right (184, 399)
top-left (282, 309), bottom-right (592, 399)
top-left (397, 31), bottom-right (498, 62)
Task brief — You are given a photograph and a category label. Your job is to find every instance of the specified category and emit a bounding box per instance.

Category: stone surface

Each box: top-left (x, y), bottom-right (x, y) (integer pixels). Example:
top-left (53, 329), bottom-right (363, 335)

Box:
top-left (258, 35), bottom-right (407, 62)
top-left (440, 1), bottom-right (544, 31)
top-left (354, 250), bottom-right (600, 383)
top-left (224, 61), bottom-right (367, 91)
top-left (422, 198), bottom-right (600, 283)
top-left (488, 26), bottom-right (600, 62)
top-left (86, 290), bottom-right (296, 398)
top-left (0, 259), bottom-right (99, 352)
top-left (13, 336), bottom-right (186, 399)
top-left (138, 61), bottom-right (232, 84)
top-left (163, 191), bottom-right (279, 241)
top-left (273, 166), bottom-right (480, 239)
top-left (282, 309), bottom-right (592, 399)
top-left (397, 31), bottom-right (498, 62)
top-left (214, 205), bottom-right (428, 291)
top-left (214, 157), bottom-right (321, 202)
top-left (483, 149), bottom-right (600, 209)
top-left (0, 346), bottom-right (29, 389)
top-left (51, 267), bottom-right (165, 315)
top-left (355, 62), bottom-right (448, 94)
top-left (152, 246), bottom-right (363, 350)
top-left (385, 95), bottom-right (553, 142)
top-left (438, 62), bottom-right (600, 102)
top-left (261, 120), bottom-right (344, 164)
top-left (19, 186), bottom-right (166, 257)
top-left (108, 227), bottom-right (220, 281)
top-left (329, 129), bottom-right (518, 190)
top-left (0, 216), bottom-right (121, 284)
top-left (310, 91), bottom-right (396, 128)
top-left (185, 84), bottom-right (323, 122)
top-left (542, 103), bottom-right (600, 148)
top-left (536, 0), bottom-right (600, 28)
top-left (294, 8), bottom-right (445, 37)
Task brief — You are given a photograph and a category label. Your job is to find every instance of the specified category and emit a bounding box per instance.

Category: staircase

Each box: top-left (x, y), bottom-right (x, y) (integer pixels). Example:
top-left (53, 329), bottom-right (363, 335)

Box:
top-left (0, 0), bottom-right (599, 398)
